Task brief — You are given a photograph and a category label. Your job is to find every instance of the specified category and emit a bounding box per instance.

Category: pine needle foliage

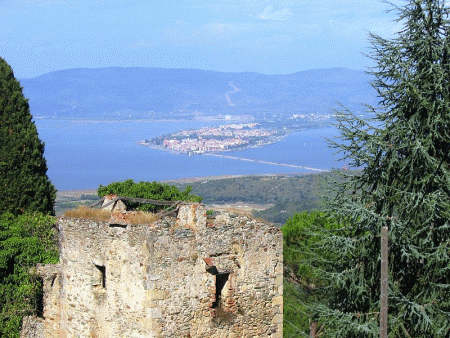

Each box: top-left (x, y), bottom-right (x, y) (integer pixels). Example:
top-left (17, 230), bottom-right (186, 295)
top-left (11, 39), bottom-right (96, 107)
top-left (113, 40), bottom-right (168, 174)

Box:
top-left (282, 211), bottom-right (344, 337)
top-left (312, 1), bottom-right (450, 336)
top-left (0, 57), bottom-right (56, 216)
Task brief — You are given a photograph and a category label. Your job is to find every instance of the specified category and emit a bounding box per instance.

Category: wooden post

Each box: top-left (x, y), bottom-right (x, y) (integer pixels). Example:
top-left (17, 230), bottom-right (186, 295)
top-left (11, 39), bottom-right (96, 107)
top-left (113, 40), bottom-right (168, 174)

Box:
top-left (380, 226), bottom-right (388, 338)
top-left (310, 321), bottom-right (317, 337)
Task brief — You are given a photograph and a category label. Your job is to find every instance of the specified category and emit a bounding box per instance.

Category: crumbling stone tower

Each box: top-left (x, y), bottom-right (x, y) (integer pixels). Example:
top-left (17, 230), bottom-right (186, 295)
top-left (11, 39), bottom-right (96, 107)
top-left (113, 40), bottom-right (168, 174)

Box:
top-left (22, 204), bottom-right (283, 337)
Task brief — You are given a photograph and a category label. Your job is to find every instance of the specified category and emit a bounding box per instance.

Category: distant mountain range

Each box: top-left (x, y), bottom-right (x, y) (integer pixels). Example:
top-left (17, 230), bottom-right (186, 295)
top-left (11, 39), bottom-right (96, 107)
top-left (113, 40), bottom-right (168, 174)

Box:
top-left (20, 67), bottom-right (378, 119)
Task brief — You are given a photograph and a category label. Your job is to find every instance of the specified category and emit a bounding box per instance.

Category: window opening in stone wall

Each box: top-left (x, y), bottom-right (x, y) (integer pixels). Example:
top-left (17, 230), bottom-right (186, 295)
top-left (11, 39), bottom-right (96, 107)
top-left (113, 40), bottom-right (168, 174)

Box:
top-left (37, 277), bottom-right (44, 318)
top-left (95, 264), bottom-right (106, 289)
top-left (213, 272), bottom-right (230, 308)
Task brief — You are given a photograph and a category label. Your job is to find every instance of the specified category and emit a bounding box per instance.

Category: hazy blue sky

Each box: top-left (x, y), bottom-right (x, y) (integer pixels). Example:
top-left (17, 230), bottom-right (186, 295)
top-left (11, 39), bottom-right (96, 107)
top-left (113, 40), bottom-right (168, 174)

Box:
top-left (1, 0), bottom-right (403, 79)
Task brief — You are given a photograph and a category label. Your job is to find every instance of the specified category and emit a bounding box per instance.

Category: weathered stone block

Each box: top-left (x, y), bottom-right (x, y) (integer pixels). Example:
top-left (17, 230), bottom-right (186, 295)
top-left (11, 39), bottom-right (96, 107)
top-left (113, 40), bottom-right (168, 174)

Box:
top-left (102, 195), bottom-right (127, 212)
top-left (272, 296), bottom-right (283, 306)
top-left (275, 274), bottom-right (283, 286)
top-left (272, 314), bottom-right (283, 324)
top-left (147, 289), bottom-right (167, 300)
top-left (146, 307), bottom-right (162, 319)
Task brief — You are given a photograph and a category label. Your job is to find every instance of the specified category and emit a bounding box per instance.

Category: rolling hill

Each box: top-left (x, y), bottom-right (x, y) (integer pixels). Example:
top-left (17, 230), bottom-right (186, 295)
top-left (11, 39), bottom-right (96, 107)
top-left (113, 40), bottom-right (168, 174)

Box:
top-left (20, 67), bottom-right (377, 119)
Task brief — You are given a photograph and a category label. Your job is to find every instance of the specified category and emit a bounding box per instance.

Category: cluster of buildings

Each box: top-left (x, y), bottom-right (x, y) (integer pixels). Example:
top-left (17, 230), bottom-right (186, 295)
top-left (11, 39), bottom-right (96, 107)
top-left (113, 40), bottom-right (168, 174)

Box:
top-left (288, 113), bottom-right (333, 121)
top-left (157, 123), bottom-right (276, 154)
top-left (162, 137), bottom-right (247, 153)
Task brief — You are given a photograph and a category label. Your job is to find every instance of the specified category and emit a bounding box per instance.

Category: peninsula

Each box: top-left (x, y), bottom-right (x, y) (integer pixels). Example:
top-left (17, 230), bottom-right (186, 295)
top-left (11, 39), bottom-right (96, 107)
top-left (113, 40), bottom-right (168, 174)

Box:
top-left (138, 123), bottom-right (287, 155)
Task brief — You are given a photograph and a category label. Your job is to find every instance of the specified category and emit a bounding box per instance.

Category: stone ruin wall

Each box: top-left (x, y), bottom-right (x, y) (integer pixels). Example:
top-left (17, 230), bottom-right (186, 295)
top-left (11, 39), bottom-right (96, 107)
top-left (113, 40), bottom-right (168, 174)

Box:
top-left (22, 204), bottom-right (283, 338)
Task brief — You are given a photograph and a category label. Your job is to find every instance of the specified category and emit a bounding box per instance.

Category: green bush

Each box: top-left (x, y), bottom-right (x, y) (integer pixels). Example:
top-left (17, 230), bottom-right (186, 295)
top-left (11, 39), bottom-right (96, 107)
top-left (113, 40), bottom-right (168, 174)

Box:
top-left (0, 212), bottom-right (59, 337)
top-left (97, 179), bottom-right (202, 211)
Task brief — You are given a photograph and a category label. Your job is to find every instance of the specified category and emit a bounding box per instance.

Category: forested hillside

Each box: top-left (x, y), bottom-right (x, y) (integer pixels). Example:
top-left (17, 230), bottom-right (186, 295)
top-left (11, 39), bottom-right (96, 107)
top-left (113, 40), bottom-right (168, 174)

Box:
top-left (174, 172), bottom-right (342, 224)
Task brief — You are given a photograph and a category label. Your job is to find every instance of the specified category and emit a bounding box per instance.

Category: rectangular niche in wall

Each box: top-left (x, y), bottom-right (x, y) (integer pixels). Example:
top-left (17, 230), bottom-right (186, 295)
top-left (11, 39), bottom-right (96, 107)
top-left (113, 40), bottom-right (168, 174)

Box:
top-left (213, 272), bottom-right (231, 308)
top-left (94, 264), bottom-right (106, 289)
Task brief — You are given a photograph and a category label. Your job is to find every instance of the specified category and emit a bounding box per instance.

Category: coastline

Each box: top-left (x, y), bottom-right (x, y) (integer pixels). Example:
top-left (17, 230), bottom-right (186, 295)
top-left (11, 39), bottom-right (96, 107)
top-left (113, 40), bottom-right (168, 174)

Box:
top-left (55, 172), bottom-right (314, 196)
top-left (41, 122), bottom-right (341, 192)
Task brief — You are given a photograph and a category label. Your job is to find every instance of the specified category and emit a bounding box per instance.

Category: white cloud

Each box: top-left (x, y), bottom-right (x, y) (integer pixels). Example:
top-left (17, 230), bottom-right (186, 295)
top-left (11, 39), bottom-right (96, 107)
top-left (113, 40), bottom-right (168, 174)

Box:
top-left (162, 20), bottom-right (255, 47)
top-left (161, 20), bottom-right (190, 46)
top-left (126, 39), bottom-right (154, 48)
top-left (257, 6), bottom-right (293, 21)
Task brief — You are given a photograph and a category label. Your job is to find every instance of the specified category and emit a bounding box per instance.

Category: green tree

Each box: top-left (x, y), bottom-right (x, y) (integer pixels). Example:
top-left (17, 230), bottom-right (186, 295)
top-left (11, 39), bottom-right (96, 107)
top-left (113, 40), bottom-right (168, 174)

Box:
top-left (97, 179), bottom-right (202, 211)
top-left (0, 213), bottom-right (59, 337)
top-left (311, 1), bottom-right (450, 336)
top-left (0, 58), bottom-right (58, 336)
top-left (282, 211), bottom-right (343, 337)
top-left (0, 57), bottom-right (56, 216)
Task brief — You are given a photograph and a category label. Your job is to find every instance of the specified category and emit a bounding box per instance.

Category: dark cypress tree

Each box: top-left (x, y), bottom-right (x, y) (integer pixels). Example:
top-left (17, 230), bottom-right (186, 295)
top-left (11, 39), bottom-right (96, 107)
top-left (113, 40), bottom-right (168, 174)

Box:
top-left (311, 1), bottom-right (450, 336)
top-left (0, 57), bottom-right (55, 215)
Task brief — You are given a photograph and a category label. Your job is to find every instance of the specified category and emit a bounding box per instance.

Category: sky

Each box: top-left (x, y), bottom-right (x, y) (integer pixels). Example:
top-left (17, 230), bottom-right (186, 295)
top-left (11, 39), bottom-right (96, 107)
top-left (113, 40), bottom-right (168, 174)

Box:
top-left (0, 0), bottom-right (404, 79)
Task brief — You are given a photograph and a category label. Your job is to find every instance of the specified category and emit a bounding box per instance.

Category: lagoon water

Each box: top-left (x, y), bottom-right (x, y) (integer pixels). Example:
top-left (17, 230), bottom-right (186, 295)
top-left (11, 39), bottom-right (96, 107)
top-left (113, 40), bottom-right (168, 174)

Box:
top-left (34, 119), bottom-right (347, 191)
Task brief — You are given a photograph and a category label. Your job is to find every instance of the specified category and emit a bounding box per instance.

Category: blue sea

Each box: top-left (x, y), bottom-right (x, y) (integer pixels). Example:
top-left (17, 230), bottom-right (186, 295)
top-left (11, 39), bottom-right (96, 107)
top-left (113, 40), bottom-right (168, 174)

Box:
top-left (34, 119), bottom-right (347, 191)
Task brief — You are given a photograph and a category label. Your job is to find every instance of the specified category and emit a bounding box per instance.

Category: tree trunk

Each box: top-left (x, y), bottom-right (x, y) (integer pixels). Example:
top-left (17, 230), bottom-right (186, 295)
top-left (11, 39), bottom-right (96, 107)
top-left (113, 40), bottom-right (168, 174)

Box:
top-left (310, 321), bottom-right (317, 337)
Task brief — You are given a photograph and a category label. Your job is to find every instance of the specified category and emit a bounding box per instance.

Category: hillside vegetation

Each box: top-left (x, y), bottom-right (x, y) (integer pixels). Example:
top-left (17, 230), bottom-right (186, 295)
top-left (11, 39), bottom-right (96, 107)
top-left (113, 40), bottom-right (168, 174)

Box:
top-left (175, 172), bottom-right (342, 224)
top-left (55, 172), bottom-right (338, 223)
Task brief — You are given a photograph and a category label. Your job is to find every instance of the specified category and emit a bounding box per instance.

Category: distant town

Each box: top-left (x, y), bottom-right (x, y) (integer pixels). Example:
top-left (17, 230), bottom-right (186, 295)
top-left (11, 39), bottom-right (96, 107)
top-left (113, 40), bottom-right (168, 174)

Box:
top-left (138, 123), bottom-right (287, 155)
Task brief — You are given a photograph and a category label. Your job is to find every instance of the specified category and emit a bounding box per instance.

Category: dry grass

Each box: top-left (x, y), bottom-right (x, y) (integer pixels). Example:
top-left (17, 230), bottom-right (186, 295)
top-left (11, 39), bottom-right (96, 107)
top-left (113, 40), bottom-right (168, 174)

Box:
top-left (64, 206), bottom-right (111, 221)
top-left (63, 206), bottom-right (158, 224)
top-left (127, 211), bottom-right (158, 225)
